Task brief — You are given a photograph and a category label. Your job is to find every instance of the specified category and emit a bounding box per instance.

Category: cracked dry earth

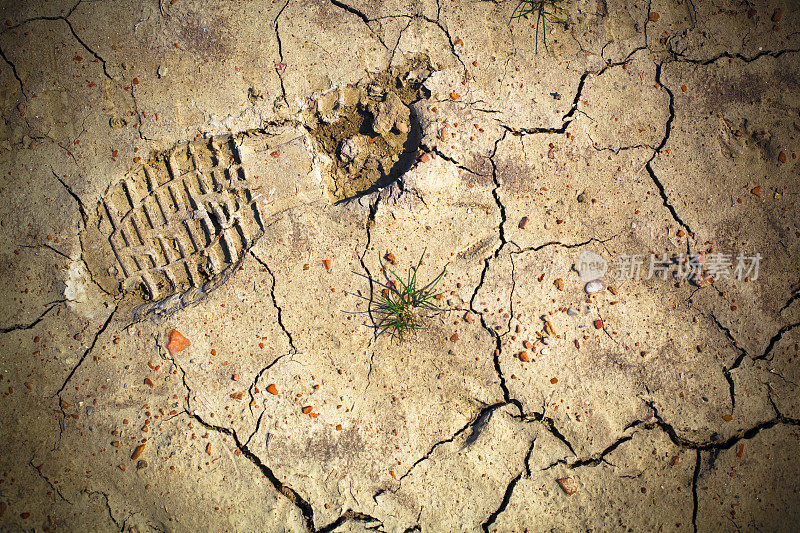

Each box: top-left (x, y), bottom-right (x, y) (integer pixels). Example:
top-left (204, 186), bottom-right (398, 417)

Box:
top-left (1, 0), bottom-right (800, 531)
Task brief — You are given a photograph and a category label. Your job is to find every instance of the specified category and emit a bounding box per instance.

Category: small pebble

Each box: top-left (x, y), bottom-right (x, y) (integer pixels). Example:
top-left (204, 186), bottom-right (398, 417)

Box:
top-left (131, 443), bottom-right (146, 460)
top-left (167, 330), bottom-right (190, 355)
top-left (567, 307), bottom-right (579, 316)
top-left (557, 477), bottom-right (577, 495)
top-left (584, 280), bottom-right (605, 294)
top-left (519, 216), bottom-right (530, 229)
top-left (540, 348), bottom-right (550, 355)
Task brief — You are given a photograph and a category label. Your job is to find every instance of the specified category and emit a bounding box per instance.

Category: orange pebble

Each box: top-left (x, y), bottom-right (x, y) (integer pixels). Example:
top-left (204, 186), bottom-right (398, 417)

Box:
top-left (131, 443), bottom-right (146, 460)
top-left (167, 330), bottom-right (190, 355)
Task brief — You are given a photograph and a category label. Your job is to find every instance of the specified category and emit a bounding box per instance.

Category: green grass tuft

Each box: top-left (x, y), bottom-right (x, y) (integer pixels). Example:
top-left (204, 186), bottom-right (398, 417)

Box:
top-left (372, 250), bottom-right (446, 343)
top-left (511, 0), bottom-right (567, 53)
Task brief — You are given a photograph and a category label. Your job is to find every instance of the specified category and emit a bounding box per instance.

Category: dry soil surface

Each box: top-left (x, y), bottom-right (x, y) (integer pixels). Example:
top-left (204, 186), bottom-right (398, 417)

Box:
top-left (0, 0), bottom-right (799, 531)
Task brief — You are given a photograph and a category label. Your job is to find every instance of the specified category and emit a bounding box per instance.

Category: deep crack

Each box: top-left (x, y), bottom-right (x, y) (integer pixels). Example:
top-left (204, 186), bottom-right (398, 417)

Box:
top-left (709, 313), bottom-right (748, 409)
top-left (186, 409), bottom-right (316, 530)
top-left (754, 321), bottom-right (800, 362)
top-left (56, 304), bottom-right (117, 397)
top-left (396, 402), bottom-right (508, 484)
top-left (646, 400), bottom-right (800, 451)
top-left (249, 251), bottom-right (297, 353)
top-left (481, 436), bottom-right (536, 532)
top-left (644, 62), bottom-right (694, 238)
top-left (691, 449), bottom-right (701, 533)
top-left (0, 303), bottom-right (59, 334)
top-left (318, 510), bottom-right (383, 533)
top-left (0, 45), bottom-right (26, 98)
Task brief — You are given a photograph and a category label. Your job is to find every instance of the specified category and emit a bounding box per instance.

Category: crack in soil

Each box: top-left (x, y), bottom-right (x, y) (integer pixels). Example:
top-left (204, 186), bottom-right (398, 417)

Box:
top-left (540, 416), bottom-right (577, 456)
top-left (56, 304), bottom-right (117, 398)
top-left (673, 47), bottom-right (800, 66)
top-left (394, 401), bottom-right (508, 485)
top-left (0, 303), bottom-right (59, 334)
top-left (318, 509), bottom-right (383, 532)
top-left (4, 4), bottom-right (112, 80)
top-left (0, 45), bottom-right (26, 98)
top-left (29, 455), bottom-right (70, 503)
top-left (709, 312), bottom-right (748, 409)
top-left (273, 0), bottom-right (290, 105)
top-left (183, 402), bottom-right (317, 531)
top-left (468, 131), bottom-right (518, 409)
top-left (84, 489), bottom-right (122, 530)
top-left (644, 62), bottom-right (695, 239)
top-left (691, 449), bottom-right (701, 533)
top-left (646, 399), bottom-right (800, 451)
top-left (779, 282), bottom-right (800, 313)
top-left (249, 251), bottom-right (298, 353)
top-left (327, 0), bottom-right (389, 51)
top-left (502, 71), bottom-right (589, 135)
top-left (754, 321), bottom-right (800, 362)
top-left (481, 435), bottom-right (537, 532)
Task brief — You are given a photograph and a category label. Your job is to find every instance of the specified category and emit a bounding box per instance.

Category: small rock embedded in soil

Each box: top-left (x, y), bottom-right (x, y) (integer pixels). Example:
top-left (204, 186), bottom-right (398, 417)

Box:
top-left (519, 216), bottom-right (530, 229)
top-left (557, 477), bottom-right (578, 495)
top-left (339, 138), bottom-right (359, 162)
top-left (567, 307), bottom-right (579, 316)
top-left (167, 330), bottom-right (190, 355)
top-left (584, 280), bottom-right (605, 294)
top-left (131, 443), bottom-right (146, 460)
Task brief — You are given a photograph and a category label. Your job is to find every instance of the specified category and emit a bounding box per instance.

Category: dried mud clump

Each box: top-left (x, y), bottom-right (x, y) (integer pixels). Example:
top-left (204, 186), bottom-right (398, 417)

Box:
top-left (303, 56), bottom-right (432, 200)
